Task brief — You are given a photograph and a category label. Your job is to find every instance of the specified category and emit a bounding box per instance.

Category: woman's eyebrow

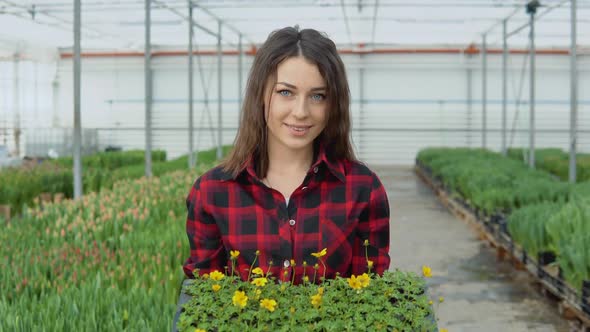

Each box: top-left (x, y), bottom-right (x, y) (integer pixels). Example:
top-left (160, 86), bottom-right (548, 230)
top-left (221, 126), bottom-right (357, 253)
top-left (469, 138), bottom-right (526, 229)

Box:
top-left (276, 81), bottom-right (326, 91)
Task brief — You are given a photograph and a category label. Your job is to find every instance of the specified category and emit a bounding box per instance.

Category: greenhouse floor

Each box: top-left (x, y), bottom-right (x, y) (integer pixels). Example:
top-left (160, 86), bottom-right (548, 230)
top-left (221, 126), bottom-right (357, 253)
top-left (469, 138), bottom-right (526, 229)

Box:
top-left (373, 165), bottom-right (571, 332)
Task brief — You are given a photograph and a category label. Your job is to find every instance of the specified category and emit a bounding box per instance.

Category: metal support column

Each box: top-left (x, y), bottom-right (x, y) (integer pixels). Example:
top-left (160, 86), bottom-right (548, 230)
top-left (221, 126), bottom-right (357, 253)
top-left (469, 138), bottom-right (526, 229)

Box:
top-left (482, 34), bottom-right (487, 149)
top-left (145, 0), bottom-right (153, 177)
top-left (2, 66), bottom-right (7, 145)
top-left (34, 63), bottom-right (39, 125)
top-left (569, 0), bottom-right (578, 183)
top-left (73, 0), bottom-right (83, 198)
top-left (52, 78), bottom-right (60, 127)
top-left (467, 66), bottom-right (473, 147)
top-left (188, 1), bottom-right (195, 169)
top-left (216, 20), bottom-right (223, 160)
top-left (13, 54), bottom-right (20, 158)
top-left (502, 19), bottom-right (508, 156)
top-left (527, 1), bottom-right (538, 168)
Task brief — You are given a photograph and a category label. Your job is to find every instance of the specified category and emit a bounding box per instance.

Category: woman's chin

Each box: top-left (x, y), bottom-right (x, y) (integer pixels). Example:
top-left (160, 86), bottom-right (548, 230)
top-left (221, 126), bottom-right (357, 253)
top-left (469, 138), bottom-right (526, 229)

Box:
top-left (280, 138), bottom-right (315, 151)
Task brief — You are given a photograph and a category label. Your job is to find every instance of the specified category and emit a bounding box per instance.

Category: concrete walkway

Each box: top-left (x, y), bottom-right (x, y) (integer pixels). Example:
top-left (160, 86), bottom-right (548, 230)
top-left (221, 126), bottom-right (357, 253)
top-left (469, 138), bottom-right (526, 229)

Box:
top-left (372, 165), bottom-right (571, 332)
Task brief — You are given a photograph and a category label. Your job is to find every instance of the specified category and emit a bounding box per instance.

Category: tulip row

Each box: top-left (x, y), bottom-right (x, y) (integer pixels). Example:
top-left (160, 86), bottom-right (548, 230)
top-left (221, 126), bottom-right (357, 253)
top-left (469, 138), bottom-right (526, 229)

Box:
top-left (0, 150), bottom-right (166, 216)
top-left (0, 149), bottom-right (225, 331)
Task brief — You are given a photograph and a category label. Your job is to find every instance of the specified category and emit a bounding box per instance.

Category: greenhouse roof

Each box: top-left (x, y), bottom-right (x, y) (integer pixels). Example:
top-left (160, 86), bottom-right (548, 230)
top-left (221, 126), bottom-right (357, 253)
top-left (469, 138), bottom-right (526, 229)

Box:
top-left (0, 0), bottom-right (589, 57)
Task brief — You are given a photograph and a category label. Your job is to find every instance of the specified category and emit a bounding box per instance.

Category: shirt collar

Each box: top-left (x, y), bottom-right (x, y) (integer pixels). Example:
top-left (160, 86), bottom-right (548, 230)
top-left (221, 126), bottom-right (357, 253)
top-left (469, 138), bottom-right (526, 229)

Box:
top-left (311, 142), bottom-right (346, 183)
top-left (215, 155), bottom-right (258, 182)
top-left (222, 142), bottom-right (346, 183)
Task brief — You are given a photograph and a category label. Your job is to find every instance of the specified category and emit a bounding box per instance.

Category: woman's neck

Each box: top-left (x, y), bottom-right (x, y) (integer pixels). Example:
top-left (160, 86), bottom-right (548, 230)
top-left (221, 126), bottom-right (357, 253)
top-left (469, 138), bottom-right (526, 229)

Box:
top-left (266, 142), bottom-right (314, 176)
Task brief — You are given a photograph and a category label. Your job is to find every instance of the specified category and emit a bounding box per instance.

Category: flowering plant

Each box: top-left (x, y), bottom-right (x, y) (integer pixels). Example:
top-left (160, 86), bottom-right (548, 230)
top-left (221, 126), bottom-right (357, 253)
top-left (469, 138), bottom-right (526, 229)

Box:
top-left (176, 249), bottom-right (437, 331)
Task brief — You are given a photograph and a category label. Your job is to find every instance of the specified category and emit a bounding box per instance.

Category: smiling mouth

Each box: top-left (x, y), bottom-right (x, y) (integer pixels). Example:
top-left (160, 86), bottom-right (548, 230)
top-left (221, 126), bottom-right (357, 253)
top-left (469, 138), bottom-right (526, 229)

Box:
top-left (285, 124), bottom-right (312, 132)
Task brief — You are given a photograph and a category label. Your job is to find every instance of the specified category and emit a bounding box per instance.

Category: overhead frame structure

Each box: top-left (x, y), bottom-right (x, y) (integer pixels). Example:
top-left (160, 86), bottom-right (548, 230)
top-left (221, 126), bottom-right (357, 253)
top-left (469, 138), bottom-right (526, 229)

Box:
top-left (570, 0), bottom-right (578, 183)
top-left (3, 1), bottom-right (590, 49)
top-left (0, 0), bottom-right (589, 196)
top-left (529, 1), bottom-right (538, 169)
top-left (73, 0), bottom-right (81, 198)
top-left (188, 1), bottom-right (194, 169)
top-left (144, 0), bottom-right (152, 178)
top-left (479, 0), bottom-right (580, 180)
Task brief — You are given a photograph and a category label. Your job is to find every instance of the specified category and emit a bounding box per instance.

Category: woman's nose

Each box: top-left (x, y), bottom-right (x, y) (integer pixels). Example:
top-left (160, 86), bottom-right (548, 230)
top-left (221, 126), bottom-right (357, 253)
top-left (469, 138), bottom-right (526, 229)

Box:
top-left (292, 97), bottom-right (309, 118)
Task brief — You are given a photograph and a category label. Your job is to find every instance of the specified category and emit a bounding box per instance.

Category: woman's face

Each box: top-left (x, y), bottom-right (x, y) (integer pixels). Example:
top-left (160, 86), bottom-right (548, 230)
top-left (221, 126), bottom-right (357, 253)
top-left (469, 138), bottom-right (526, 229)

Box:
top-left (264, 56), bottom-right (328, 154)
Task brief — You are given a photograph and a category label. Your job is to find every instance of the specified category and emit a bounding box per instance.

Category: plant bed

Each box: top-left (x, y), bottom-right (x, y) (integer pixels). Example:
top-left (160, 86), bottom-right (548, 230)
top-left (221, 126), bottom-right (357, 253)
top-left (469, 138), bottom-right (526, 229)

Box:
top-left (415, 161), bottom-right (590, 328)
top-left (0, 204), bottom-right (10, 223)
top-left (173, 269), bottom-right (438, 332)
top-left (507, 147), bottom-right (590, 183)
top-left (0, 146), bottom-right (233, 218)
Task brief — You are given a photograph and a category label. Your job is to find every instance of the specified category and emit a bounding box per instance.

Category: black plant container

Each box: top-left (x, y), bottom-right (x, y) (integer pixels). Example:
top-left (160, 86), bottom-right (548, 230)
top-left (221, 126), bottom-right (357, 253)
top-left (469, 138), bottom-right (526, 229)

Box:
top-left (537, 251), bottom-right (556, 279)
top-left (490, 214), bottom-right (500, 225)
top-left (538, 251), bottom-right (556, 265)
top-left (582, 280), bottom-right (590, 316)
top-left (556, 267), bottom-right (564, 295)
top-left (498, 218), bottom-right (508, 235)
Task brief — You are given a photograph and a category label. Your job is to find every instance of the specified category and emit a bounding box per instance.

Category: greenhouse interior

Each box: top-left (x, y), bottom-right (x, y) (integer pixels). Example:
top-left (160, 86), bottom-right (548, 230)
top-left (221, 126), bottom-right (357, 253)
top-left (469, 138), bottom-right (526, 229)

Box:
top-left (1, 0), bottom-right (589, 331)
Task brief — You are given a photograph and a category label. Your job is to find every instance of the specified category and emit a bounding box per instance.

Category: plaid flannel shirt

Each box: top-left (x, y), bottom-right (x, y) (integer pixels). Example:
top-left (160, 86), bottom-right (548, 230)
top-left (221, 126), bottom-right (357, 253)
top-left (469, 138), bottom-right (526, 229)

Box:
top-left (183, 146), bottom-right (390, 283)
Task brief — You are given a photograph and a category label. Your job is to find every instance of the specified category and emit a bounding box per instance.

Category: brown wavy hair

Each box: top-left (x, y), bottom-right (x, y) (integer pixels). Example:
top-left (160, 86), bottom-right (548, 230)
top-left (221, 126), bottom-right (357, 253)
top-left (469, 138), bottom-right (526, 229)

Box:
top-left (220, 26), bottom-right (356, 178)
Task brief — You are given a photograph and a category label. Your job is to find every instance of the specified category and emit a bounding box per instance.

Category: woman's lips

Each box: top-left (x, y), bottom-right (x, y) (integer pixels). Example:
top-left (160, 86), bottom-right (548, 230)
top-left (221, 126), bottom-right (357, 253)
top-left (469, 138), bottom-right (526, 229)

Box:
top-left (285, 124), bottom-right (312, 136)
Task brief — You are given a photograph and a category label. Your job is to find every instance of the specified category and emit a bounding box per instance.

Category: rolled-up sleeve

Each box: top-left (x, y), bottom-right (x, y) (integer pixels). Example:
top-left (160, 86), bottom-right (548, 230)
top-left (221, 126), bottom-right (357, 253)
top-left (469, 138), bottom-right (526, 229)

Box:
top-left (182, 177), bottom-right (226, 278)
top-left (352, 173), bottom-right (391, 276)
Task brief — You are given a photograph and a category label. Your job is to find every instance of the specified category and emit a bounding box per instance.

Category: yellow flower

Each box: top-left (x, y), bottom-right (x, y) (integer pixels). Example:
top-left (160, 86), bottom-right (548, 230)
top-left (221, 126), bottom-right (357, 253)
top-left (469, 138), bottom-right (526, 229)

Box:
top-left (363, 239), bottom-right (369, 246)
top-left (260, 298), bottom-right (278, 312)
top-left (311, 248), bottom-right (327, 258)
top-left (255, 250), bottom-right (260, 256)
top-left (347, 275), bottom-right (362, 290)
top-left (302, 276), bottom-right (309, 283)
top-left (358, 273), bottom-right (371, 288)
top-left (195, 329), bottom-right (206, 332)
top-left (290, 307), bottom-right (296, 313)
top-left (422, 265), bottom-right (432, 278)
top-left (212, 284), bottom-right (221, 292)
top-left (317, 287), bottom-right (324, 295)
top-left (232, 290), bottom-right (248, 308)
top-left (210, 271), bottom-right (225, 281)
top-left (367, 260), bottom-right (374, 269)
top-left (251, 277), bottom-right (268, 287)
top-left (230, 250), bottom-right (240, 259)
top-left (439, 296), bottom-right (444, 303)
top-left (202, 273), bottom-right (209, 279)
top-left (428, 300), bottom-right (433, 305)
top-left (290, 259), bottom-right (296, 266)
top-left (310, 294), bottom-right (322, 308)
top-left (251, 267), bottom-right (264, 276)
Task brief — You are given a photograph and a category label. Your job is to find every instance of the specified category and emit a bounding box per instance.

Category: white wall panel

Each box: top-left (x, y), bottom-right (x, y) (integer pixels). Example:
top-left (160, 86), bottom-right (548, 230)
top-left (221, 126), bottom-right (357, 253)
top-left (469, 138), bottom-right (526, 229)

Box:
top-left (54, 51), bottom-right (589, 165)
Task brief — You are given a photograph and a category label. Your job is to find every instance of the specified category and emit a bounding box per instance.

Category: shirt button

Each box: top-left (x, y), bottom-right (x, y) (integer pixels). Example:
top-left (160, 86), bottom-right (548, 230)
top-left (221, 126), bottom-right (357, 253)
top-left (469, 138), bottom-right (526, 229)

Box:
top-left (313, 167), bottom-right (319, 173)
top-left (283, 260), bottom-right (290, 268)
top-left (289, 219), bottom-right (296, 226)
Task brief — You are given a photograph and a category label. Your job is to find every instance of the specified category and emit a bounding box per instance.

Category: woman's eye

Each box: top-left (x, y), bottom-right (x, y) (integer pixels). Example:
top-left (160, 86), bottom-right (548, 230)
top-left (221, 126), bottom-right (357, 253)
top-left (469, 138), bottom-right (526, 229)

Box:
top-left (278, 90), bottom-right (292, 97)
top-left (311, 94), bottom-right (325, 101)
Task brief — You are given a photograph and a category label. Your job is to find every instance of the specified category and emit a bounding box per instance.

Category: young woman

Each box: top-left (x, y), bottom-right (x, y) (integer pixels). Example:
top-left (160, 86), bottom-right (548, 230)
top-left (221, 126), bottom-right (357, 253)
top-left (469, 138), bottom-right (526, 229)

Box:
top-left (183, 26), bottom-right (390, 283)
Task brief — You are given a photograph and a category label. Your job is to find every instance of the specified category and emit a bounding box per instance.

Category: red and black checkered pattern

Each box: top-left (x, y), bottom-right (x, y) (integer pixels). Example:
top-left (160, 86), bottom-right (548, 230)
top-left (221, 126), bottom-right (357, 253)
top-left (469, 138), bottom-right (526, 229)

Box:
top-left (183, 147), bottom-right (390, 283)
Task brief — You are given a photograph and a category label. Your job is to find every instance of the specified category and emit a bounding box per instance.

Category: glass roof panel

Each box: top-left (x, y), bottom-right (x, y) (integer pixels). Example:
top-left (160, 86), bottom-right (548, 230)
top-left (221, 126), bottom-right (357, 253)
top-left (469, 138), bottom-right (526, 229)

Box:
top-left (0, 0), bottom-right (588, 54)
